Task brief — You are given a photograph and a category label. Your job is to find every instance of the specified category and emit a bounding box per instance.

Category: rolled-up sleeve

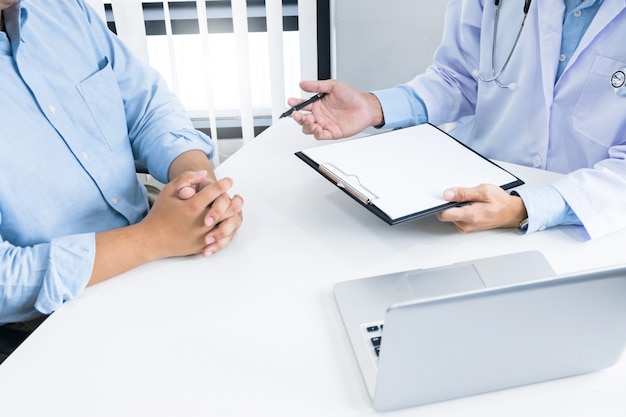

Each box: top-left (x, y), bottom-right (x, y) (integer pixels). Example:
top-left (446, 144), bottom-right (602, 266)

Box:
top-left (35, 233), bottom-right (95, 315)
top-left (0, 233), bottom-right (95, 324)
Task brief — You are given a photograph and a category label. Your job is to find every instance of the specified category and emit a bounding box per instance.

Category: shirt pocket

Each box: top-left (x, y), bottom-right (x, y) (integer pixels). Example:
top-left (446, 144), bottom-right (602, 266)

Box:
top-left (76, 58), bottom-right (128, 150)
top-left (571, 55), bottom-right (626, 148)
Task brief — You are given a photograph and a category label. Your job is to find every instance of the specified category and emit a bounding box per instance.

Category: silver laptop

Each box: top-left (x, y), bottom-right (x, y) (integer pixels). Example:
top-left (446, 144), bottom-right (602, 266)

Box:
top-left (333, 251), bottom-right (626, 412)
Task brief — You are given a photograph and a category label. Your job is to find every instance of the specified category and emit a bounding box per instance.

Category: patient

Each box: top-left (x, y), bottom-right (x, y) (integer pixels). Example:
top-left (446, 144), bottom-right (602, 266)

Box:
top-left (0, 0), bottom-right (243, 338)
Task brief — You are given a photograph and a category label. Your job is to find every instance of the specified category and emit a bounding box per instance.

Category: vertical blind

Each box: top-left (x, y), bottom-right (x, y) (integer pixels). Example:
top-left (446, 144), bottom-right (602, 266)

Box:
top-left (84, 0), bottom-right (319, 164)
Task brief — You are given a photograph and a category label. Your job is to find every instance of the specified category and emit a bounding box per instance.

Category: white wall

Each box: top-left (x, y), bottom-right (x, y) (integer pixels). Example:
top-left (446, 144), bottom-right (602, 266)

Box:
top-left (331, 0), bottom-right (447, 92)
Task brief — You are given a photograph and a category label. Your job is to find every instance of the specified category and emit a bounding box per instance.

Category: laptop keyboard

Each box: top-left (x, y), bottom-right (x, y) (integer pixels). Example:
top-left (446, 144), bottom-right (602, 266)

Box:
top-left (362, 321), bottom-right (384, 360)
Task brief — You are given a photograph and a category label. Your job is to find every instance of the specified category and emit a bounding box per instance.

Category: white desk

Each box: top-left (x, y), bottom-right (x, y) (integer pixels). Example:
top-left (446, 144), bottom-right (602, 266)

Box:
top-left (0, 119), bottom-right (624, 416)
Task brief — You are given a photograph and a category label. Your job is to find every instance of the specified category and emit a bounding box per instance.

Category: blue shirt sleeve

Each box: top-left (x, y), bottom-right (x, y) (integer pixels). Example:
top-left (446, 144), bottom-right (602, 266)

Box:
top-left (512, 185), bottom-right (583, 233)
top-left (371, 85), bottom-right (429, 129)
top-left (0, 233), bottom-right (94, 324)
top-left (34, 234), bottom-right (96, 316)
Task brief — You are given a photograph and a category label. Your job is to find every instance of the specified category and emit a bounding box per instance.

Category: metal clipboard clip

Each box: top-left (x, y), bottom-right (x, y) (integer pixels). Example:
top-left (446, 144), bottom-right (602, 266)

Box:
top-left (319, 162), bottom-right (379, 204)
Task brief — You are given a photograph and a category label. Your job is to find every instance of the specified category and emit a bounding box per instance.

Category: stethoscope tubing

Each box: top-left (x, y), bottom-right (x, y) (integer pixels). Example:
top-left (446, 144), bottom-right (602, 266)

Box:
top-left (476, 0), bottom-right (532, 87)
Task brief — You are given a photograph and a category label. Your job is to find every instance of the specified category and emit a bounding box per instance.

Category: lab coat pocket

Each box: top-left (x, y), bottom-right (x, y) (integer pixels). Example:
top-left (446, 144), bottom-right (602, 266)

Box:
top-left (572, 56), bottom-right (626, 148)
top-left (76, 58), bottom-right (128, 151)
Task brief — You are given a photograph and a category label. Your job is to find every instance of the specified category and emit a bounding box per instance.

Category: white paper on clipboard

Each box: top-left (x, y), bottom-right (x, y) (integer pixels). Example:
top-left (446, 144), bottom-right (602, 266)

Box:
top-left (296, 123), bottom-right (523, 224)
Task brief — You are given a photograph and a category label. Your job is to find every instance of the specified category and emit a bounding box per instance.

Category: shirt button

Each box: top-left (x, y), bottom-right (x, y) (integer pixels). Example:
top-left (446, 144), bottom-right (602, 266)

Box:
top-left (49, 105), bottom-right (56, 114)
top-left (81, 152), bottom-right (89, 160)
top-left (559, 54), bottom-right (567, 62)
top-left (539, 225), bottom-right (547, 232)
top-left (111, 197), bottom-right (119, 205)
top-left (573, 9), bottom-right (582, 17)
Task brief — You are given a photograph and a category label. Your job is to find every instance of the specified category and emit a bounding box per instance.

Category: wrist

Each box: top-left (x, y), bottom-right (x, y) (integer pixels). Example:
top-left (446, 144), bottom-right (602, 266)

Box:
top-left (168, 150), bottom-right (215, 182)
top-left (509, 191), bottom-right (529, 231)
top-left (365, 93), bottom-right (385, 128)
top-left (128, 222), bottom-right (164, 262)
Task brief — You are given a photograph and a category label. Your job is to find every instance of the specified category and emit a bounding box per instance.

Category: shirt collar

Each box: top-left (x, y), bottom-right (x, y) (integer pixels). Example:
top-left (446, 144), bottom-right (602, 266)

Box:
top-left (3, 1), bottom-right (27, 51)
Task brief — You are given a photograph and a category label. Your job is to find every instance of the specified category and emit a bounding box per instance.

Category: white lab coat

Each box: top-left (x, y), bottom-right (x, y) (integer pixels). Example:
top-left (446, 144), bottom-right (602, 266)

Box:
top-left (407, 0), bottom-right (626, 239)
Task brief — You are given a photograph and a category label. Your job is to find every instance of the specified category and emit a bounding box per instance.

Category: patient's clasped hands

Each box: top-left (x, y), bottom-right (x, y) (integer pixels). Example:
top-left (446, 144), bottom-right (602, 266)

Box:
top-left (142, 171), bottom-right (244, 259)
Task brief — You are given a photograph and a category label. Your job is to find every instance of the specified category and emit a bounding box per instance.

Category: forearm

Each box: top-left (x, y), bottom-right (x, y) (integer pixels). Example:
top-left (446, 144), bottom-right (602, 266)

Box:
top-left (168, 150), bottom-right (216, 182)
top-left (89, 223), bottom-right (156, 286)
top-left (89, 169), bottom-right (232, 286)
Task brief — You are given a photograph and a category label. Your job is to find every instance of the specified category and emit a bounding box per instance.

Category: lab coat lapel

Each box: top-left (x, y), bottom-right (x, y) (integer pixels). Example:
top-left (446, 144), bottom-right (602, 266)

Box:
top-left (567, 0), bottom-right (626, 67)
top-left (536, 1), bottom-right (564, 116)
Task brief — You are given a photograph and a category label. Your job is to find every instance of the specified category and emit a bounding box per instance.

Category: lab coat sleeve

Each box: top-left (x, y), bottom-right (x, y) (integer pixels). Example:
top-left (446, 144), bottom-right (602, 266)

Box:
top-left (551, 153), bottom-right (626, 239)
top-left (404, 0), bottom-right (484, 126)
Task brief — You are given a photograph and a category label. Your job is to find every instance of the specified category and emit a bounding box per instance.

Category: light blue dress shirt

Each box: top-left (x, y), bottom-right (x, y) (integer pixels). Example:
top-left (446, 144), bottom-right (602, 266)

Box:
top-left (0, 0), bottom-right (214, 323)
top-left (373, 0), bottom-right (603, 235)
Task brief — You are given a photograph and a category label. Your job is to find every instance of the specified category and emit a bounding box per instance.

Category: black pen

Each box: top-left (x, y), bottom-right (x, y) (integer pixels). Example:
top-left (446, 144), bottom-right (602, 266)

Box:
top-left (279, 92), bottom-right (327, 119)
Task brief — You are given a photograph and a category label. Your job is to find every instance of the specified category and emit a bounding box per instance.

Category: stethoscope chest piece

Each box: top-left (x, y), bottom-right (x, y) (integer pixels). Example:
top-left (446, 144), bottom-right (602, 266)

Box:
top-left (611, 69), bottom-right (626, 97)
top-left (611, 70), bottom-right (625, 88)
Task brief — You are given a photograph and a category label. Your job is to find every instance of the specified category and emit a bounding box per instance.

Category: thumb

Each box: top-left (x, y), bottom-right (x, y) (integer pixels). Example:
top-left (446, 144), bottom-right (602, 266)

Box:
top-left (167, 170), bottom-right (207, 198)
top-left (178, 186), bottom-right (196, 200)
top-left (443, 187), bottom-right (469, 203)
top-left (300, 79), bottom-right (335, 95)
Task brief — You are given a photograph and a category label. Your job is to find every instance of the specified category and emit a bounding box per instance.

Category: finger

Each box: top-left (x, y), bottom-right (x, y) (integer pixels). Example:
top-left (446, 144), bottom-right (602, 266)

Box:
top-left (163, 170), bottom-right (206, 197)
top-left (287, 81), bottom-right (325, 109)
top-left (203, 193), bottom-right (230, 227)
top-left (202, 212), bottom-right (243, 256)
top-left (195, 177), bottom-right (234, 209)
top-left (209, 214), bottom-right (242, 244)
top-left (178, 176), bottom-right (216, 200)
top-left (300, 117), bottom-right (319, 136)
top-left (436, 206), bottom-right (469, 223)
top-left (312, 125), bottom-right (334, 140)
top-left (292, 111), bottom-right (310, 127)
top-left (299, 79), bottom-right (332, 94)
top-left (206, 196), bottom-right (244, 239)
top-left (298, 115), bottom-right (333, 140)
top-left (206, 193), bottom-right (244, 227)
top-left (287, 97), bottom-right (308, 108)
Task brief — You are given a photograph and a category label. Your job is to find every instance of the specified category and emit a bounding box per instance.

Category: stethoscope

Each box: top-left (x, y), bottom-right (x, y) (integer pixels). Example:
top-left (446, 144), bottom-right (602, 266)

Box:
top-left (473, 0), bottom-right (532, 89)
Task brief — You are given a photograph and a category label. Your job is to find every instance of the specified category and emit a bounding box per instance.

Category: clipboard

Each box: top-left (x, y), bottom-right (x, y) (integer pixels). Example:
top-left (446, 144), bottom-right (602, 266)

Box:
top-left (295, 123), bottom-right (524, 225)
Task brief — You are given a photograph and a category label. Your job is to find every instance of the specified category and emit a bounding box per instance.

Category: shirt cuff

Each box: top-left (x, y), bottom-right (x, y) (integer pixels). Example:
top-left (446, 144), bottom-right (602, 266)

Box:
top-left (511, 185), bottom-right (582, 234)
top-left (371, 85), bottom-right (428, 129)
top-left (34, 233), bottom-right (95, 315)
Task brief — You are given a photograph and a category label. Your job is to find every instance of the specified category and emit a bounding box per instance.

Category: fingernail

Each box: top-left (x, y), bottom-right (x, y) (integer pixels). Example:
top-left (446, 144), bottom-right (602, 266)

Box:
top-left (205, 236), bottom-right (216, 245)
top-left (205, 216), bottom-right (215, 227)
top-left (443, 190), bottom-right (455, 200)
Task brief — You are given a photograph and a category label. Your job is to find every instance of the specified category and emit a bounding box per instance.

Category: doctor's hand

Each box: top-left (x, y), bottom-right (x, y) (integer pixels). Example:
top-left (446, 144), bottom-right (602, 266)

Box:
top-left (288, 80), bottom-right (384, 140)
top-left (435, 184), bottom-right (527, 233)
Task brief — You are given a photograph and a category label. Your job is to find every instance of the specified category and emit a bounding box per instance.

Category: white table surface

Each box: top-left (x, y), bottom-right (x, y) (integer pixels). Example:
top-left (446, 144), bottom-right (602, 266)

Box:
top-left (0, 119), bottom-right (624, 416)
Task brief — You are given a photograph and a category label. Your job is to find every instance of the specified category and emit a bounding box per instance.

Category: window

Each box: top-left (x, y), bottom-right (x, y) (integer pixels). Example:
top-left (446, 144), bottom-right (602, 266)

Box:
top-left (102, 0), bottom-right (329, 144)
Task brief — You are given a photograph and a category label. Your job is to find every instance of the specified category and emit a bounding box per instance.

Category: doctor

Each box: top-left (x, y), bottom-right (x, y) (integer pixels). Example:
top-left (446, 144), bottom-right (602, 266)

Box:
top-left (289, 0), bottom-right (626, 239)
